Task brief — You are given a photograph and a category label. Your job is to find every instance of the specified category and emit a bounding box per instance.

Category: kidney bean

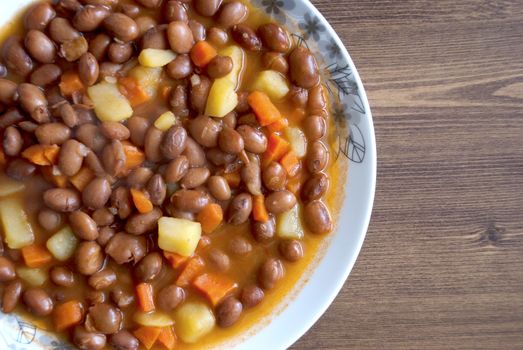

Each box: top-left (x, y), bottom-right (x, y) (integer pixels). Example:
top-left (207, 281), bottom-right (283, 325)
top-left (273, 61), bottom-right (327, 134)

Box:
top-left (188, 19), bottom-right (206, 42)
top-left (301, 172), bottom-right (329, 202)
top-left (188, 115), bottom-right (221, 148)
top-left (34, 122), bottom-right (70, 145)
top-left (135, 0), bottom-right (162, 7)
top-left (183, 137), bottom-right (206, 167)
top-left (18, 83), bottom-right (49, 122)
top-left (125, 208), bottom-right (162, 235)
top-left (169, 84), bottom-right (189, 117)
top-left (206, 55), bottom-right (233, 79)
top-left (6, 159), bottom-right (35, 180)
top-left (141, 25), bottom-right (168, 50)
top-left (104, 13), bottom-right (139, 42)
top-left (126, 116), bottom-right (148, 147)
top-left (165, 1), bottom-right (188, 22)
top-left (49, 17), bottom-right (81, 44)
top-left (303, 115), bottom-right (326, 142)
top-left (287, 85), bottom-right (308, 108)
top-left (29, 64), bottom-right (61, 86)
top-left (24, 30), bottom-right (55, 64)
top-left (235, 91), bottom-right (250, 113)
top-left (134, 252), bottom-right (162, 282)
top-left (59, 35), bottom-right (88, 62)
top-left (156, 284), bottom-right (185, 312)
top-left (99, 121), bottom-right (130, 141)
top-left (252, 215), bottom-right (275, 242)
top-left (105, 232), bottom-right (146, 264)
top-left (180, 167), bottom-right (210, 189)
top-left (102, 140), bottom-right (126, 177)
top-left (205, 28), bottom-right (226, 48)
top-left (50, 266), bottom-right (75, 287)
top-left (136, 17), bottom-right (157, 37)
top-left (262, 162), bottom-right (286, 191)
top-left (18, 121), bottom-right (37, 133)
top-left (59, 103), bottom-right (78, 128)
top-left (86, 303), bottom-right (122, 334)
top-left (194, 0), bottom-right (222, 16)
top-left (23, 288), bottom-right (53, 316)
top-left (231, 25), bottom-right (262, 51)
top-left (258, 23), bottom-right (291, 53)
top-left (189, 75), bottom-right (210, 114)
top-left (2, 280), bottom-right (22, 313)
top-left (262, 52), bottom-right (288, 74)
top-left (44, 188), bottom-right (81, 212)
top-left (76, 124), bottom-right (106, 153)
top-left (228, 193), bottom-right (252, 225)
top-left (143, 126), bottom-right (163, 163)
top-left (91, 208), bottom-right (114, 227)
top-left (38, 209), bottom-right (63, 232)
top-left (216, 297), bottom-right (242, 328)
top-left (58, 139), bottom-right (87, 176)
top-left (236, 125), bottom-right (267, 154)
top-left (265, 190), bottom-right (296, 214)
top-left (85, 289), bottom-right (107, 305)
top-left (83, 177), bottom-right (111, 209)
top-left (281, 240), bottom-right (304, 262)
top-left (97, 226), bottom-right (115, 247)
top-left (171, 189), bottom-right (209, 213)
top-left (98, 62), bottom-right (122, 79)
top-left (241, 285), bottom-right (264, 308)
top-left (219, 127), bottom-right (244, 155)
top-left (207, 248), bottom-right (230, 272)
top-left (144, 174), bottom-right (165, 205)
top-left (111, 330), bottom-right (139, 350)
top-left (73, 5), bottom-right (110, 32)
top-left (304, 200), bottom-right (333, 234)
top-left (88, 269), bottom-right (116, 290)
top-left (110, 286), bottom-right (134, 308)
top-left (222, 112), bottom-right (237, 129)
top-left (258, 257), bottom-right (284, 290)
top-left (73, 326), bottom-right (107, 350)
top-left (164, 156), bottom-right (189, 183)
top-left (24, 2), bottom-right (56, 31)
top-left (111, 187), bottom-right (132, 219)
top-left (70, 210), bottom-right (99, 241)
top-left (289, 47), bottom-right (320, 89)
top-left (89, 33), bottom-right (111, 61)
top-left (0, 257), bottom-right (15, 282)
top-left (2, 126), bottom-right (22, 156)
top-left (206, 148), bottom-right (235, 166)
top-left (220, 2), bottom-right (249, 27)
top-left (167, 21), bottom-right (194, 54)
top-left (120, 3), bottom-right (140, 18)
top-left (126, 167), bottom-right (153, 188)
top-left (0, 79), bottom-right (18, 105)
top-left (306, 140), bottom-right (329, 173)
top-left (76, 241), bottom-right (104, 275)
top-left (207, 176), bottom-right (231, 201)
top-left (166, 55), bottom-right (192, 80)
top-left (77, 52), bottom-right (99, 86)
top-left (228, 236), bottom-right (252, 256)
top-left (241, 153), bottom-right (262, 196)
top-left (161, 125), bottom-right (187, 160)
top-left (82, 0), bottom-right (118, 5)
top-left (108, 42), bottom-right (133, 64)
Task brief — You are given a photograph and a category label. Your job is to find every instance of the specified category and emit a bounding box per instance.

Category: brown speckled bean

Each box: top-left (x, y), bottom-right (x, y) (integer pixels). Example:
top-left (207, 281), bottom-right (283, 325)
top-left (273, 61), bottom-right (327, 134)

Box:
top-left (35, 122), bottom-right (70, 145)
top-left (24, 2), bottom-right (56, 31)
top-left (83, 177), bottom-right (111, 209)
top-left (79, 52), bottom-right (99, 86)
top-left (43, 188), bottom-right (81, 212)
top-left (24, 30), bottom-right (56, 63)
top-left (59, 139), bottom-right (88, 176)
top-left (104, 13), bottom-right (139, 42)
top-left (167, 21), bottom-right (194, 54)
top-left (70, 210), bottom-right (99, 241)
top-left (228, 193), bottom-right (252, 225)
top-left (3, 126), bottom-right (22, 156)
top-left (30, 64), bottom-right (62, 86)
top-left (303, 200), bottom-right (333, 234)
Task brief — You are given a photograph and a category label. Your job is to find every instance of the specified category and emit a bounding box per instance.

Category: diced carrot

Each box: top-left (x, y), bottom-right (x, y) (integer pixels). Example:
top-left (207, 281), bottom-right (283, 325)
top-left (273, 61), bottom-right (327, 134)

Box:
top-left (59, 71), bottom-right (85, 97)
top-left (69, 167), bottom-right (95, 191)
top-left (222, 171), bottom-right (241, 188)
top-left (53, 300), bottom-right (83, 332)
top-left (192, 273), bottom-right (238, 306)
top-left (157, 327), bottom-right (177, 350)
top-left (21, 144), bottom-right (60, 166)
top-left (136, 282), bottom-right (155, 313)
top-left (133, 326), bottom-right (162, 350)
top-left (197, 203), bottom-right (223, 234)
top-left (163, 251), bottom-right (189, 269)
top-left (118, 76), bottom-right (150, 107)
top-left (122, 142), bottom-right (146, 172)
top-left (21, 245), bottom-right (53, 268)
top-left (280, 150), bottom-right (300, 177)
top-left (290, 107), bottom-right (306, 123)
top-left (130, 188), bottom-right (153, 214)
top-left (190, 41), bottom-right (217, 67)
top-left (41, 166), bottom-right (68, 188)
top-left (262, 133), bottom-right (290, 167)
top-left (286, 176), bottom-right (302, 195)
top-left (253, 195), bottom-right (269, 222)
top-left (247, 91), bottom-right (282, 126)
top-left (176, 256), bottom-right (205, 287)
top-left (266, 117), bottom-right (289, 133)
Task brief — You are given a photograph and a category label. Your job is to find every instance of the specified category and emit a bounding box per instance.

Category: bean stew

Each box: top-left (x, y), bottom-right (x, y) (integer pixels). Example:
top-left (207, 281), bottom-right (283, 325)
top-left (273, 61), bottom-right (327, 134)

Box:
top-left (0, 0), bottom-right (340, 348)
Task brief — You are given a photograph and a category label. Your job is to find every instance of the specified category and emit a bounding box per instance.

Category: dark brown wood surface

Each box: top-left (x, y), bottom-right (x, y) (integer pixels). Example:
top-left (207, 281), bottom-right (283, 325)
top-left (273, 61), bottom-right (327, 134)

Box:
top-left (293, 1), bottom-right (523, 349)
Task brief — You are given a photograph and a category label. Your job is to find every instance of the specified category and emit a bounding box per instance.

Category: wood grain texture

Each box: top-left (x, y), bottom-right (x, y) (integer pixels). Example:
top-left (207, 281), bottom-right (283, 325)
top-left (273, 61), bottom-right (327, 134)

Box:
top-left (292, 1), bottom-right (523, 349)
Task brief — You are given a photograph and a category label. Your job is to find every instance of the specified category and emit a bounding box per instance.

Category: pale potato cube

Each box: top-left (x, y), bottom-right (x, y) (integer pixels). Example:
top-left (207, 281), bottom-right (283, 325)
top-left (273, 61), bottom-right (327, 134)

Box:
top-left (219, 45), bottom-right (245, 89)
top-left (17, 267), bottom-right (47, 287)
top-left (0, 174), bottom-right (25, 197)
top-left (154, 111), bottom-right (177, 131)
top-left (0, 197), bottom-right (34, 249)
top-left (46, 225), bottom-right (79, 261)
top-left (284, 127), bottom-right (307, 158)
top-left (205, 79), bottom-right (238, 118)
top-left (138, 48), bottom-right (176, 67)
top-left (251, 70), bottom-right (290, 100)
top-left (87, 81), bottom-right (133, 122)
top-left (175, 302), bottom-right (215, 343)
top-left (128, 66), bottom-right (162, 98)
top-left (277, 204), bottom-right (304, 239)
top-left (158, 217), bottom-right (202, 257)
top-left (134, 311), bottom-right (175, 327)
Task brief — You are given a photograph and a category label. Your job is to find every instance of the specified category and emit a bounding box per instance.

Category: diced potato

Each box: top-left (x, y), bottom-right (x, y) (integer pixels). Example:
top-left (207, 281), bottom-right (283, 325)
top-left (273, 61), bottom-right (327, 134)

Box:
top-left (175, 302), bottom-right (215, 343)
top-left (205, 79), bottom-right (238, 118)
top-left (0, 174), bottom-right (25, 197)
top-left (46, 226), bottom-right (79, 261)
top-left (128, 66), bottom-right (162, 98)
top-left (158, 217), bottom-right (202, 257)
top-left (138, 49), bottom-right (176, 67)
top-left (134, 311), bottom-right (175, 327)
top-left (87, 81), bottom-right (133, 122)
top-left (277, 204), bottom-right (304, 239)
top-left (0, 197), bottom-right (34, 249)
top-left (284, 127), bottom-right (307, 158)
top-left (251, 70), bottom-right (290, 100)
top-left (17, 267), bottom-right (47, 287)
top-left (219, 45), bottom-right (244, 89)
top-left (154, 111), bottom-right (177, 131)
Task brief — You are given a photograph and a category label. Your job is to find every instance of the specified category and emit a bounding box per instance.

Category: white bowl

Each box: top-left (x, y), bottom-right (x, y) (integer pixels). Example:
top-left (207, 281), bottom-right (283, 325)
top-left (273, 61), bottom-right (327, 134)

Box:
top-left (0, 1), bottom-right (376, 349)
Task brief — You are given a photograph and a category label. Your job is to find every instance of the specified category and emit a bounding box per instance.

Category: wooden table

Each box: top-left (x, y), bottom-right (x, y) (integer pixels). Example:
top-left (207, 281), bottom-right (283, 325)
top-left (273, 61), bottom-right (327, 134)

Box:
top-left (293, 1), bottom-right (523, 349)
